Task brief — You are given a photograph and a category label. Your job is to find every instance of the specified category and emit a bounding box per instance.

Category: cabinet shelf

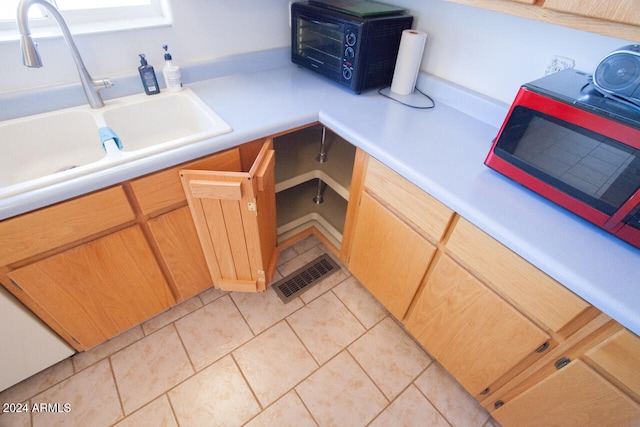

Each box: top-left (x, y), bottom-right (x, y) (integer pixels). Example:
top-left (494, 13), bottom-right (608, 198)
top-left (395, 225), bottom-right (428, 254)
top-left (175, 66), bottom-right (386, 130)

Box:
top-left (276, 180), bottom-right (348, 248)
top-left (274, 125), bottom-right (356, 201)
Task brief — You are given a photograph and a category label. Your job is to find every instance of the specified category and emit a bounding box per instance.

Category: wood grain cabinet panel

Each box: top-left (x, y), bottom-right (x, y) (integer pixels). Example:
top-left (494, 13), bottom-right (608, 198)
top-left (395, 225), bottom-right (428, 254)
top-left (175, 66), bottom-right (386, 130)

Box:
top-left (130, 148), bottom-right (242, 216)
top-left (405, 254), bottom-right (549, 398)
top-left (585, 329), bottom-right (640, 401)
top-left (0, 186), bottom-right (134, 266)
top-left (147, 206), bottom-right (213, 300)
top-left (447, 218), bottom-right (591, 336)
top-left (364, 157), bottom-right (453, 242)
top-left (8, 226), bottom-right (175, 350)
top-left (493, 360), bottom-right (640, 427)
top-left (348, 191), bottom-right (437, 319)
top-left (543, 0), bottom-right (640, 27)
top-left (181, 140), bottom-right (278, 292)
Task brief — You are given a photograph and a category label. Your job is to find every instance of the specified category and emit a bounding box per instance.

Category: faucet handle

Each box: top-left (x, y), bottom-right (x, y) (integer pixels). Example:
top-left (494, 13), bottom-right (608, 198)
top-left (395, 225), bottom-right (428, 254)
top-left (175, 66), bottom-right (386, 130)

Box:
top-left (95, 78), bottom-right (113, 90)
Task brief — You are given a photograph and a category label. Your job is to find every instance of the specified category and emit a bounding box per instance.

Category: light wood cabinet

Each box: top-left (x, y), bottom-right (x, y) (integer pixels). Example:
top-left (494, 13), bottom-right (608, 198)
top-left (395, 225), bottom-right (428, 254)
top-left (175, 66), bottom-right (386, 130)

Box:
top-left (129, 147), bottom-right (243, 299)
top-left (542, 0), bottom-right (640, 28)
top-left (585, 329), bottom-right (640, 402)
top-left (0, 186), bottom-right (135, 266)
top-left (7, 226), bottom-right (175, 350)
top-left (348, 191), bottom-right (437, 319)
top-left (405, 254), bottom-right (549, 398)
top-left (146, 206), bottom-right (213, 300)
top-left (345, 154), bottom-right (452, 319)
top-left (493, 360), bottom-right (640, 427)
top-left (447, 217), bottom-right (594, 338)
top-left (181, 139), bottom-right (278, 292)
top-left (446, 0), bottom-right (640, 41)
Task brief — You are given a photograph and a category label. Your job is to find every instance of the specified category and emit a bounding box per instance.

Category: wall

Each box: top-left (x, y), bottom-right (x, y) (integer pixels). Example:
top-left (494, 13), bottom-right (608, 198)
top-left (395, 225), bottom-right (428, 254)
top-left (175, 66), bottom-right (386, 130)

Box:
top-left (0, 0), bottom-right (633, 103)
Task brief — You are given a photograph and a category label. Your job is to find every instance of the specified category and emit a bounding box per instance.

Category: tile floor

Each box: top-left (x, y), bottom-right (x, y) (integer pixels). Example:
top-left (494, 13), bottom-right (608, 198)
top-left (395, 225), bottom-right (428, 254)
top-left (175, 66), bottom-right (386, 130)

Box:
top-left (0, 235), bottom-right (501, 427)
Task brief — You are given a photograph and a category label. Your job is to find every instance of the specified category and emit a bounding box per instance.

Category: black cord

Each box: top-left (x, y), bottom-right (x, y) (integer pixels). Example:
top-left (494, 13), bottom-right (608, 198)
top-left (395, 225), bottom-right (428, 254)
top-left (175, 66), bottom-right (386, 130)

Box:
top-left (378, 86), bottom-right (436, 109)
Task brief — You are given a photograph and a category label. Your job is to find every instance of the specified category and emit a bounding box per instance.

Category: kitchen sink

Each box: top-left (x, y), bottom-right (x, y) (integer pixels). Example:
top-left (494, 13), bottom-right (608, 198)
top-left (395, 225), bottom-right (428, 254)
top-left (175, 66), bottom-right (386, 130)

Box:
top-left (103, 90), bottom-right (231, 153)
top-left (0, 88), bottom-right (232, 200)
top-left (0, 109), bottom-right (105, 188)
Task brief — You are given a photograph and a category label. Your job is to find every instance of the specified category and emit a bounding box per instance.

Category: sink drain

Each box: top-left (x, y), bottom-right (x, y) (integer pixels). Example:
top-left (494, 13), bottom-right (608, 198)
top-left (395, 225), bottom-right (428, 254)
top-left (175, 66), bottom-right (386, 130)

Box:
top-left (55, 165), bottom-right (78, 173)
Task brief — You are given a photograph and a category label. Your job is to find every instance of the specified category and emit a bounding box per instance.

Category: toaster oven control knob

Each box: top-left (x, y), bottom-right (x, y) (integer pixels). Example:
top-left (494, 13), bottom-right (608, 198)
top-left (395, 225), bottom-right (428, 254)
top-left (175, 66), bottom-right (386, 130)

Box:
top-left (345, 47), bottom-right (355, 58)
top-left (346, 32), bottom-right (357, 47)
top-left (343, 65), bottom-right (353, 80)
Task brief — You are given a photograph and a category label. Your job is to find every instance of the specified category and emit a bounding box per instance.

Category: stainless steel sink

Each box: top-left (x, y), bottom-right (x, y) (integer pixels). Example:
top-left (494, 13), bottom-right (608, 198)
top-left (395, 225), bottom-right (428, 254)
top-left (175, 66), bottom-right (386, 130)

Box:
top-left (0, 88), bottom-right (232, 199)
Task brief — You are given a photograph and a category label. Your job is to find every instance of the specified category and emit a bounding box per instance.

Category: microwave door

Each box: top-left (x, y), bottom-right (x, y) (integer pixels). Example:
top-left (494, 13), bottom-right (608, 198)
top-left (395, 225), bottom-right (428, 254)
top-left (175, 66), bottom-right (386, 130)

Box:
top-left (492, 106), bottom-right (640, 224)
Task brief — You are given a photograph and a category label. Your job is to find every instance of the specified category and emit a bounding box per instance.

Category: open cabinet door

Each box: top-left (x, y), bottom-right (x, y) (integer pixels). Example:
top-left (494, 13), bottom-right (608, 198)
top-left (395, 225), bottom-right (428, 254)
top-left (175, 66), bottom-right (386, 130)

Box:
top-left (180, 140), bottom-right (278, 292)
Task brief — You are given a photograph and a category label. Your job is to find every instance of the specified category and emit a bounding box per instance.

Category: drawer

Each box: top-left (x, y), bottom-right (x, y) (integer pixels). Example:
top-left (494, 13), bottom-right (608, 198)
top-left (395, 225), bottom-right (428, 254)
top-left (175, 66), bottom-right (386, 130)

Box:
top-left (447, 217), bottom-right (592, 336)
top-left (0, 186), bottom-right (134, 266)
top-left (130, 147), bottom-right (242, 216)
top-left (364, 157), bottom-right (454, 241)
top-left (585, 329), bottom-right (640, 401)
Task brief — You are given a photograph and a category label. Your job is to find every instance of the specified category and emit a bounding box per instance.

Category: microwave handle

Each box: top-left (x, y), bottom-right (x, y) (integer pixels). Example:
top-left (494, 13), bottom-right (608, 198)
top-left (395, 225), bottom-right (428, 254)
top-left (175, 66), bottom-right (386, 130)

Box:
top-left (604, 188), bottom-right (640, 230)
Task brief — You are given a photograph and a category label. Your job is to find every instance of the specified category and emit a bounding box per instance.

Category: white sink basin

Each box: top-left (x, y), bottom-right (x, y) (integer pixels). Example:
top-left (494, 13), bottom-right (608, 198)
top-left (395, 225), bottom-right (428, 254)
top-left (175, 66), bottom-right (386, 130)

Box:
top-left (0, 88), bottom-right (232, 200)
top-left (0, 110), bottom-right (104, 187)
top-left (104, 90), bottom-right (231, 153)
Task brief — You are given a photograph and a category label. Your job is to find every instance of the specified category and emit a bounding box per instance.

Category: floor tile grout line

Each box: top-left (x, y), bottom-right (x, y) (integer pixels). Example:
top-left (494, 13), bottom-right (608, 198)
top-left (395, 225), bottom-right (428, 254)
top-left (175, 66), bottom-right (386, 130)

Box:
top-left (229, 352), bottom-right (265, 415)
top-left (105, 355), bottom-right (127, 425)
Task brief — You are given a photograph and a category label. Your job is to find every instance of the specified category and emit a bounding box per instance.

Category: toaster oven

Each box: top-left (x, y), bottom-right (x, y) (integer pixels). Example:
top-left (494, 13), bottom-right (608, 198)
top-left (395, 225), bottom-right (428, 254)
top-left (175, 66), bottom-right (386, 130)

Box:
top-left (291, 0), bottom-right (413, 93)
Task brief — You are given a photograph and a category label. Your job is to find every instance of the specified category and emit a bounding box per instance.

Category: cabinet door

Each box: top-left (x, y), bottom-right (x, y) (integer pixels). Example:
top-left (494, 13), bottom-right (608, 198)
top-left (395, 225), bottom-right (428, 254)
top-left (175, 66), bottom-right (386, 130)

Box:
top-left (181, 140), bottom-right (278, 292)
top-left (542, 0), bottom-right (640, 27)
top-left (405, 254), bottom-right (549, 398)
top-left (8, 226), bottom-right (175, 350)
top-left (493, 360), bottom-right (640, 427)
top-left (147, 206), bottom-right (213, 300)
top-left (348, 191), bottom-right (436, 319)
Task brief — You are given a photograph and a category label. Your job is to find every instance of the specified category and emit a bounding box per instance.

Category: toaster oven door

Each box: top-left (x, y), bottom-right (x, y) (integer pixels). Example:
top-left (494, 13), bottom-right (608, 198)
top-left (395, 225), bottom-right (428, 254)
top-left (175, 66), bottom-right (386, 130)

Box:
top-left (292, 13), bottom-right (346, 81)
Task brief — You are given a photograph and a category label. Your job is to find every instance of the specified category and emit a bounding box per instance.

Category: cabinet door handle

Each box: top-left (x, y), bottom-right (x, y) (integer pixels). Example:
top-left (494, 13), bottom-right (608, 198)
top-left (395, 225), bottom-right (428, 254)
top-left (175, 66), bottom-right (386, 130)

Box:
top-left (535, 341), bottom-right (550, 353)
top-left (554, 357), bottom-right (571, 370)
top-left (9, 278), bottom-right (23, 291)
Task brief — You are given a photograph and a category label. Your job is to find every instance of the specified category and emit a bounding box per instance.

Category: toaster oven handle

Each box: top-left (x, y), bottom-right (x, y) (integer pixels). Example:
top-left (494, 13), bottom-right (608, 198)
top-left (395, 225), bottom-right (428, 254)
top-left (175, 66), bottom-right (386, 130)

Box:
top-left (604, 188), bottom-right (640, 230)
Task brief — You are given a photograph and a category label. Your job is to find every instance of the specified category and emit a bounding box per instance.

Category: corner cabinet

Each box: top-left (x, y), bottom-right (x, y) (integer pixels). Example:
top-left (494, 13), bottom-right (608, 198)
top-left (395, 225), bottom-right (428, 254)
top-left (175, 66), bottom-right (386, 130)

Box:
top-left (273, 124), bottom-right (356, 255)
top-left (180, 139), bottom-right (278, 292)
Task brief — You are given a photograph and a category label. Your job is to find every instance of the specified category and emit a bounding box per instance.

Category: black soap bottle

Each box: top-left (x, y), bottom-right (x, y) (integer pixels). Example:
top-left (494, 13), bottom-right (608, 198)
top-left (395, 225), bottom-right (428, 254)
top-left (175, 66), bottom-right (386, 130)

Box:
top-left (138, 54), bottom-right (160, 95)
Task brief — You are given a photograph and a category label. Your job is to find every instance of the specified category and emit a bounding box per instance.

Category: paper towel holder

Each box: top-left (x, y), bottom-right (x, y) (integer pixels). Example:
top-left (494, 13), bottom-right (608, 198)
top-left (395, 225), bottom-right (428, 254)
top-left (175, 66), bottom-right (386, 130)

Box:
top-left (379, 29), bottom-right (434, 109)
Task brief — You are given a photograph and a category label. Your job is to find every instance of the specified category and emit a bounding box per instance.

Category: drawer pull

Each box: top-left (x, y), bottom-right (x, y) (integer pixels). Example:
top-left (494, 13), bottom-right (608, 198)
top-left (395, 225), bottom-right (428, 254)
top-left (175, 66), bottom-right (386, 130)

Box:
top-left (535, 341), bottom-right (550, 353)
top-left (555, 357), bottom-right (571, 370)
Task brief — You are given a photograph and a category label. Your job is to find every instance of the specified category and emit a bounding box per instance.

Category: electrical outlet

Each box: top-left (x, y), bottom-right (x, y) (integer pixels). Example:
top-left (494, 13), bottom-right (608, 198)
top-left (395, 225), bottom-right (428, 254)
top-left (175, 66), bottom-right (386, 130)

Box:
top-left (545, 55), bottom-right (575, 75)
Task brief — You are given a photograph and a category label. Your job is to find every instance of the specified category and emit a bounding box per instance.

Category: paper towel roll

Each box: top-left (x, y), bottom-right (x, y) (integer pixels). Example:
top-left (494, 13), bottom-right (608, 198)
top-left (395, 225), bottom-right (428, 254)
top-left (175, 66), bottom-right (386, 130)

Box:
top-left (390, 30), bottom-right (427, 95)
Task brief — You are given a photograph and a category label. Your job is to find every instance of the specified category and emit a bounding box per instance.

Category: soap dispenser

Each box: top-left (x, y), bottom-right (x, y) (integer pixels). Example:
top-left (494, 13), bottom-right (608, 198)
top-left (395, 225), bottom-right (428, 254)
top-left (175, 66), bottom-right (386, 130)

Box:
top-left (162, 44), bottom-right (183, 92)
top-left (138, 54), bottom-right (160, 95)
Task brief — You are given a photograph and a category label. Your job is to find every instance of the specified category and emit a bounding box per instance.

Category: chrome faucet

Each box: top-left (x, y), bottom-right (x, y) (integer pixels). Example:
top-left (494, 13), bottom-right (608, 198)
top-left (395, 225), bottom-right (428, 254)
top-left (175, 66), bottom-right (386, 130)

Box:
top-left (17, 0), bottom-right (113, 108)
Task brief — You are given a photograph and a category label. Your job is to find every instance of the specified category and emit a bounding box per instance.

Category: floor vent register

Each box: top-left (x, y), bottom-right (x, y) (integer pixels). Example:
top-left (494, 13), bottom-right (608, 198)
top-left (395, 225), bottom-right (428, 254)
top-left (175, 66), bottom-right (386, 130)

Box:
top-left (273, 254), bottom-right (340, 303)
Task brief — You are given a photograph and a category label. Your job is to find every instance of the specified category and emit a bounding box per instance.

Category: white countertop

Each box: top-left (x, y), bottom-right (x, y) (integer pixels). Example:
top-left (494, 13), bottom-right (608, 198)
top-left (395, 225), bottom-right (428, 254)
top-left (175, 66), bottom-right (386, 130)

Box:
top-left (1, 49), bottom-right (639, 336)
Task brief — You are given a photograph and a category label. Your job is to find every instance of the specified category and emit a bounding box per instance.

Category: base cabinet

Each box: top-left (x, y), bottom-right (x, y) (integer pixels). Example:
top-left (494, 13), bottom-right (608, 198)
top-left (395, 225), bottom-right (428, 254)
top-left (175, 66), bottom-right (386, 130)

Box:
top-left (147, 206), bottom-right (213, 300)
top-left (7, 226), bottom-right (175, 350)
top-left (349, 191), bottom-right (436, 319)
top-left (493, 360), bottom-right (640, 427)
top-left (405, 254), bottom-right (549, 398)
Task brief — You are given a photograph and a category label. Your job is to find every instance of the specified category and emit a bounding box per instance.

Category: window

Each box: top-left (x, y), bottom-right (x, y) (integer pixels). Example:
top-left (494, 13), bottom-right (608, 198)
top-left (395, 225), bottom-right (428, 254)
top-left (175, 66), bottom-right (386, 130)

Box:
top-left (0, 0), bottom-right (172, 41)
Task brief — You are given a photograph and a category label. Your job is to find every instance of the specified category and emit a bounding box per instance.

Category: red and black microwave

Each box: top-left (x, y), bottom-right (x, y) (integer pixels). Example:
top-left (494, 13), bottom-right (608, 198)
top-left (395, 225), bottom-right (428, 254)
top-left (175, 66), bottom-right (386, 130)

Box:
top-left (485, 69), bottom-right (640, 249)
